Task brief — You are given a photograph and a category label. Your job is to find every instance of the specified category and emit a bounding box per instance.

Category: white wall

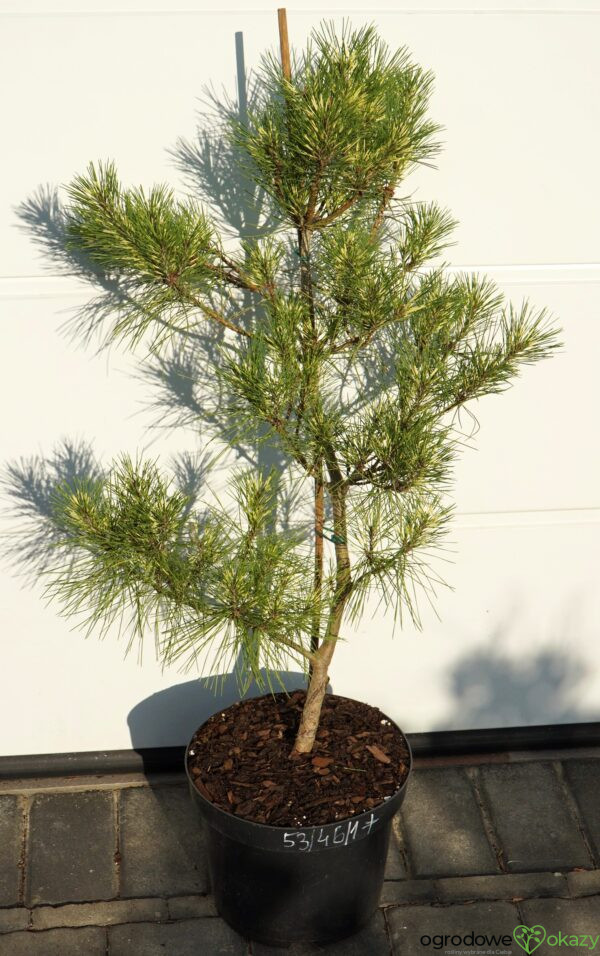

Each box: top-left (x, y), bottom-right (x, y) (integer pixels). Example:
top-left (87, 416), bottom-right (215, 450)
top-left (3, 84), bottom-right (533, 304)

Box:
top-left (1, 0), bottom-right (600, 756)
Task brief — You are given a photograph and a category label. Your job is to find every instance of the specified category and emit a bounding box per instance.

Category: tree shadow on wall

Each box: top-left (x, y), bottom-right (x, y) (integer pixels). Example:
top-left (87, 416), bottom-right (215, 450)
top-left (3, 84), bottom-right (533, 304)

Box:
top-left (169, 31), bottom-right (278, 244)
top-left (126, 650), bottom-right (332, 751)
top-left (2, 33), bottom-right (318, 735)
top-left (5, 29), bottom-right (295, 567)
top-left (0, 438), bottom-right (104, 584)
top-left (435, 636), bottom-right (600, 731)
top-left (0, 438), bottom-right (216, 581)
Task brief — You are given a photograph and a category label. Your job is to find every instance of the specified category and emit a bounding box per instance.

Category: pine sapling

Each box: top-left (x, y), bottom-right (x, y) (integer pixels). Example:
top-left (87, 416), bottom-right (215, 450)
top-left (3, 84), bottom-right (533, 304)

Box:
top-left (34, 17), bottom-right (560, 756)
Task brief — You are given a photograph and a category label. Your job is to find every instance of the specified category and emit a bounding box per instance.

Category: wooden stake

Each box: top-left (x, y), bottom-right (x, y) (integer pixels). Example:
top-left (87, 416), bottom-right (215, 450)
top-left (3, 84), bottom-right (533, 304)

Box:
top-left (277, 8), bottom-right (292, 80)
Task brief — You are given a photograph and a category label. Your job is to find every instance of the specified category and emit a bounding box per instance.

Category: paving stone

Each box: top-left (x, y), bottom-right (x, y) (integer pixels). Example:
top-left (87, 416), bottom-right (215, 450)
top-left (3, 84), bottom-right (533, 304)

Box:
top-left (381, 880), bottom-right (438, 905)
top-left (0, 795), bottom-right (22, 905)
top-left (251, 909), bottom-right (390, 954)
top-left (108, 917), bottom-right (247, 954)
top-left (0, 926), bottom-right (107, 956)
top-left (385, 817), bottom-right (408, 880)
top-left (387, 900), bottom-right (519, 955)
top-left (567, 869), bottom-right (600, 898)
top-left (479, 763), bottom-right (592, 872)
top-left (563, 760), bottom-right (600, 861)
top-left (436, 871), bottom-right (568, 902)
top-left (520, 896), bottom-right (600, 954)
top-left (0, 908), bottom-right (29, 933)
top-left (167, 894), bottom-right (218, 919)
top-left (119, 785), bottom-right (209, 898)
top-left (31, 897), bottom-right (168, 929)
top-left (26, 790), bottom-right (117, 905)
top-left (400, 767), bottom-right (498, 877)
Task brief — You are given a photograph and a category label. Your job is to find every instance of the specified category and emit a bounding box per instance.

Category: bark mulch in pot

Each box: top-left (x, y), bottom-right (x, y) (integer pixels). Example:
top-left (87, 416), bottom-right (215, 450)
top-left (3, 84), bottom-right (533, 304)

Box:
top-left (187, 690), bottom-right (411, 827)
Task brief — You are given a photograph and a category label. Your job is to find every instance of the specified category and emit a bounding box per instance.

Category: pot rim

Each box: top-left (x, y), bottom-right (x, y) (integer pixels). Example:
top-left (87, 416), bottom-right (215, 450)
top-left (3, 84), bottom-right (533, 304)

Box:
top-left (184, 690), bottom-right (413, 835)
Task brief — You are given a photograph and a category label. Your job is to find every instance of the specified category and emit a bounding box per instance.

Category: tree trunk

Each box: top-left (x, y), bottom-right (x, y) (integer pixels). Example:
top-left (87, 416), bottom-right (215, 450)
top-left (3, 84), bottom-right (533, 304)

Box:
top-left (310, 467), bottom-right (324, 661)
top-left (292, 647), bottom-right (331, 754)
top-left (297, 222), bottom-right (323, 675)
top-left (293, 478), bottom-right (350, 754)
top-left (292, 605), bottom-right (342, 754)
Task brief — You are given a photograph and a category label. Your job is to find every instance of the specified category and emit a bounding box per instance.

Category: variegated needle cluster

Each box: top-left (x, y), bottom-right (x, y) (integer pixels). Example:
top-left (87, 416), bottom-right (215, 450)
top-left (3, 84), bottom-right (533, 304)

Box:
top-left (44, 22), bottom-right (560, 752)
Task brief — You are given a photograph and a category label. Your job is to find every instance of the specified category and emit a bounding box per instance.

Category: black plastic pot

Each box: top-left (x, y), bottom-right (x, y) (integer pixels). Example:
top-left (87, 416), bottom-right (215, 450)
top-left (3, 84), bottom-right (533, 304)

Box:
top-left (184, 696), bottom-right (412, 947)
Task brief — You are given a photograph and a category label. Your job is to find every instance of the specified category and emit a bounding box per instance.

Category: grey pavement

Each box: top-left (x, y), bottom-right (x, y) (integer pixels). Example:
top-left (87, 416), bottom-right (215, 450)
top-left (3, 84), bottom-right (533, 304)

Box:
top-left (0, 750), bottom-right (599, 954)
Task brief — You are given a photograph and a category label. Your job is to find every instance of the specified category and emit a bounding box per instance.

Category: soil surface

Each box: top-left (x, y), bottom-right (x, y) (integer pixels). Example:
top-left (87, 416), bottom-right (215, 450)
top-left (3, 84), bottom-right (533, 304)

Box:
top-left (186, 690), bottom-right (411, 827)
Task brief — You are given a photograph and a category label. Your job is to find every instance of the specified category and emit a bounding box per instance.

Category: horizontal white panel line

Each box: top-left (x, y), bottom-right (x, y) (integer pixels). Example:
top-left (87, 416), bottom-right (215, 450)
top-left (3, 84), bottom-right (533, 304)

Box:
top-left (0, 273), bottom-right (83, 282)
top-left (447, 264), bottom-right (600, 285)
top-left (2, 263), bottom-right (599, 284)
top-left (1, 263), bottom-right (599, 300)
top-left (2, 8), bottom-right (600, 17)
top-left (0, 275), bottom-right (90, 299)
top-left (450, 263), bottom-right (600, 272)
top-left (453, 507), bottom-right (600, 529)
top-left (457, 506), bottom-right (600, 516)
top-left (0, 272), bottom-right (95, 282)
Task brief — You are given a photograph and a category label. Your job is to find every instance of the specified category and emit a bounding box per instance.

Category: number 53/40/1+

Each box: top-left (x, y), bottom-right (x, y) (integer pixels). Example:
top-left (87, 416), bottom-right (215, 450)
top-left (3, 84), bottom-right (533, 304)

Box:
top-left (282, 812), bottom-right (379, 852)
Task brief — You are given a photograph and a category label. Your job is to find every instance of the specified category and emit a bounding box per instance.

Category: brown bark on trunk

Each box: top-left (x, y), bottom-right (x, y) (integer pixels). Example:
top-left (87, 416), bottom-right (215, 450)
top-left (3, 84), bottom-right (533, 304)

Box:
top-left (293, 476), bottom-right (351, 754)
top-left (292, 652), bottom-right (330, 753)
top-left (310, 469), bottom-right (324, 661)
top-left (292, 594), bottom-right (348, 753)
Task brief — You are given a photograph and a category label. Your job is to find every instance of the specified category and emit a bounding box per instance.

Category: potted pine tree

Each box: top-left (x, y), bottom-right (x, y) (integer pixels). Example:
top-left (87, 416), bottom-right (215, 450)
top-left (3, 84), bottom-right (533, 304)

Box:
top-left (39, 11), bottom-right (559, 947)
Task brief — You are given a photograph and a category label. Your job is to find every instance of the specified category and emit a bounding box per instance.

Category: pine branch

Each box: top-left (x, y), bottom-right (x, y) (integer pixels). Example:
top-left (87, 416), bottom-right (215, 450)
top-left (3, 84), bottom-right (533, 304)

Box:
top-left (230, 22), bottom-right (441, 232)
top-left (440, 302), bottom-right (561, 413)
top-left (346, 488), bottom-right (453, 628)
top-left (45, 458), bottom-right (316, 676)
top-left (64, 162), bottom-right (254, 344)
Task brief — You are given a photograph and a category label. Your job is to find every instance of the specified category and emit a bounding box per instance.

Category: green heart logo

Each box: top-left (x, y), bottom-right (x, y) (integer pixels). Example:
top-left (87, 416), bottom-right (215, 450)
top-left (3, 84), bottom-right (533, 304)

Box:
top-left (514, 925), bottom-right (546, 954)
